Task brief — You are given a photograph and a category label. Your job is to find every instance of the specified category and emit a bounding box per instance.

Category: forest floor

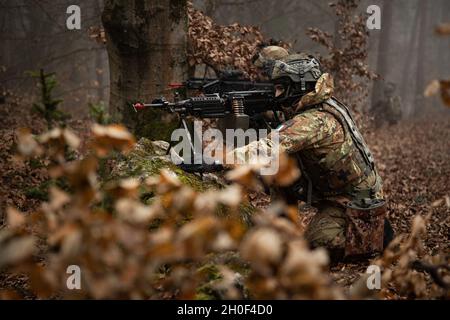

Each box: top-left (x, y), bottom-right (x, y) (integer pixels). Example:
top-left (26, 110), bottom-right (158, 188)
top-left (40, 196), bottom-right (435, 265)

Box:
top-left (1, 99), bottom-right (449, 298)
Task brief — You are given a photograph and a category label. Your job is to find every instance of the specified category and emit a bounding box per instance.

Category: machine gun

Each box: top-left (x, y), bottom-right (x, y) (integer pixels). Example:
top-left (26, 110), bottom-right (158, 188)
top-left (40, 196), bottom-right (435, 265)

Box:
top-left (133, 90), bottom-right (276, 119)
top-left (132, 76), bottom-right (282, 173)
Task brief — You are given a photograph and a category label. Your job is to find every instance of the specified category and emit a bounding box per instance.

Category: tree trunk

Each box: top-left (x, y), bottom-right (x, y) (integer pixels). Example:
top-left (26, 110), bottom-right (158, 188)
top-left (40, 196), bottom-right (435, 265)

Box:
top-left (413, 0), bottom-right (429, 115)
top-left (399, 1), bottom-right (420, 114)
top-left (95, 0), bottom-right (105, 102)
top-left (102, 0), bottom-right (188, 136)
top-left (370, 0), bottom-right (394, 108)
top-left (438, 0), bottom-right (449, 79)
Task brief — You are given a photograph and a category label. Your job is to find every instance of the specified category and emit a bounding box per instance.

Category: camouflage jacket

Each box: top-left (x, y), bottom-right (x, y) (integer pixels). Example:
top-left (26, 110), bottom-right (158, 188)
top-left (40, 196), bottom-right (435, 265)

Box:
top-left (230, 73), bottom-right (384, 204)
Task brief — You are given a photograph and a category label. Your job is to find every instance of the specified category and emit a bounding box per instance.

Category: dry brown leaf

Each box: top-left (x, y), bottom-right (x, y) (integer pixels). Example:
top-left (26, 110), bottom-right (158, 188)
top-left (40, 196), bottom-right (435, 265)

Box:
top-left (60, 228), bottom-right (83, 258)
top-left (431, 198), bottom-right (444, 207)
top-left (440, 80), bottom-right (450, 107)
top-left (240, 228), bottom-right (283, 275)
top-left (115, 198), bottom-right (161, 224)
top-left (39, 128), bottom-right (80, 153)
top-left (445, 195), bottom-right (450, 208)
top-left (6, 207), bottom-right (26, 229)
top-left (410, 214), bottom-right (427, 240)
top-left (146, 169), bottom-right (181, 194)
top-left (263, 153), bottom-right (301, 187)
top-left (225, 165), bottom-right (261, 189)
top-left (16, 128), bottom-right (42, 157)
top-left (91, 124), bottom-right (135, 156)
top-left (105, 178), bottom-right (140, 199)
top-left (0, 233), bottom-right (35, 268)
top-left (47, 187), bottom-right (71, 211)
top-left (435, 22), bottom-right (450, 35)
top-left (424, 80), bottom-right (440, 97)
top-left (214, 185), bottom-right (242, 207)
top-left (177, 216), bottom-right (218, 242)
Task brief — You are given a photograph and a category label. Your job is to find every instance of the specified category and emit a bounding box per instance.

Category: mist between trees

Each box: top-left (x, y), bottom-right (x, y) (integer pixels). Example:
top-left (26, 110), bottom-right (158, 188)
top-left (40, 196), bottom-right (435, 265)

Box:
top-left (1, 0), bottom-right (449, 121)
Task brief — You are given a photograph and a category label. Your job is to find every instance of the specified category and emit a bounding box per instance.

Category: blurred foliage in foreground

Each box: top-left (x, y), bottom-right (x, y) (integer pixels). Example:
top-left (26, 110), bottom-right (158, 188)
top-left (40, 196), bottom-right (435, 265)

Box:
top-left (0, 124), bottom-right (447, 299)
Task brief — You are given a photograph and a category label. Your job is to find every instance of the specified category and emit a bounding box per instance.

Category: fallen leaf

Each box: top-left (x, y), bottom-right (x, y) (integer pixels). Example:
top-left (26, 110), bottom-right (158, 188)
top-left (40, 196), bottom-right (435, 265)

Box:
top-left (435, 22), bottom-right (450, 35)
top-left (115, 198), bottom-right (160, 224)
top-left (6, 207), bottom-right (26, 229)
top-left (424, 80), bottom-right (440, 97)
top-left (240, 228), bottom-right (283, 275)
top-left (0, 233), bottom-right (35, 268)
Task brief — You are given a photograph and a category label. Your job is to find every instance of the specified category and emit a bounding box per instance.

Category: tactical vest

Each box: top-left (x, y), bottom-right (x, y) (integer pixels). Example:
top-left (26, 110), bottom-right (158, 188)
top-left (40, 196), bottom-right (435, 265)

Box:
top-left (297, 97), bottom-right (379, 201)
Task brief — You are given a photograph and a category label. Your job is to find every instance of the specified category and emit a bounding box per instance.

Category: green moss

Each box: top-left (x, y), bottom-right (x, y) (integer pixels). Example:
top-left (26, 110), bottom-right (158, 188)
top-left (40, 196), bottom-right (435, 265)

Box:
top-left (113, 143), bottom-right (220, 191)
top-left (28, 158), bottom-right (44, 169)
top-left (238, 203), bottom-right (255, 226)
top-left (172, 167), bottom-right (219, 192)
top-left (25, 183), bottom-right (50, 201)
top-left (195, 264), bottom-right (223, 300)
top-left (194, 253), bottom-right (250, 300)
top-left (197, 264), bottom-right (222, 282)
top-left (24, 178), bottom-right (70, 201)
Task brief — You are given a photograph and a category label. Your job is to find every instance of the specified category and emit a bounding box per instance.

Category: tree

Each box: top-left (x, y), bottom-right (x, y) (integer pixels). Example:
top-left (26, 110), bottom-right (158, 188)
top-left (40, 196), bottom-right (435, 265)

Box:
top-left (370, 0), bottom-right (394, 108)
top-left (307, 0), bottom-right (373, 112)
top-left (102, 0), bottom-right (188, 136)
top-left (413, 0), bottom-right (429, 114)
top-left (399, 1), bottom-right (420, 113)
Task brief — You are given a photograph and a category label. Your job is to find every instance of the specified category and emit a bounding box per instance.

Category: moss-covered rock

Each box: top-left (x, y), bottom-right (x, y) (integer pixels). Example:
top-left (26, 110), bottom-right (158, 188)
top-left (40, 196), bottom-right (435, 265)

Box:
top-left (110, 137), bottom-right (223, 192)
top-left (109, 137), bottom-right (256, 224)
top-left (195, 252), bottom-right (250, 300)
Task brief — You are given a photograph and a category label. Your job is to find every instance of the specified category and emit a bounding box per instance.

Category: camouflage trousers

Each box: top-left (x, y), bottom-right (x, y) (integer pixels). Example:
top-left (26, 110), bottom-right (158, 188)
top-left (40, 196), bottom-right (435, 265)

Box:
top-left (304, 202), bottom-right (347, 260)
top-left (304, 201), bottom-right (386, 261)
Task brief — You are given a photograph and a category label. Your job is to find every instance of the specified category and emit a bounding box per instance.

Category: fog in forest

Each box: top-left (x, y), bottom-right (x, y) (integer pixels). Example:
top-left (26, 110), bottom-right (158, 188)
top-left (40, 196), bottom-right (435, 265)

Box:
top-left (1, 0), bottom-right (449, 119)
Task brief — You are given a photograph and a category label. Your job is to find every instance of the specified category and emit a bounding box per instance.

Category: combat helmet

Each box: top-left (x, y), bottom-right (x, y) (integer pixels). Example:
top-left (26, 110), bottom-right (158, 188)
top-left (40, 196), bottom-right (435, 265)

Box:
top-left (269, 53), bottom-right (322, 94)
top-left (256, 53), bottom-right (323, 107)
top-left (252, 45), bottom-right (290, 69)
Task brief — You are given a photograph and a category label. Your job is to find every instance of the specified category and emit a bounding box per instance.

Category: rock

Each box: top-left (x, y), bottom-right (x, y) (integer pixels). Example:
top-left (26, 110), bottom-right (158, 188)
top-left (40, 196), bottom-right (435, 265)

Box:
top-left (111, 138), bottom-right (221, 191)
top-left (109, 138), bottom-right (255, 223)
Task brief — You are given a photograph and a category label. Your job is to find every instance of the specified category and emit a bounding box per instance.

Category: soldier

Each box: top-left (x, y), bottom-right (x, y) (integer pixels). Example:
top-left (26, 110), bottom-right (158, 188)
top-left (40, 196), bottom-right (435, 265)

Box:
top-left (229, 53), bottom-right (393, 261)
top-left (372, 82), bottom-right (402, 126)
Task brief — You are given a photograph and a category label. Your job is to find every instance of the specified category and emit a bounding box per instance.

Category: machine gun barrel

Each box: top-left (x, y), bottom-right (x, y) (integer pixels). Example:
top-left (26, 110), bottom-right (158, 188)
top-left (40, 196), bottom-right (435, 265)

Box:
top-left (132, 100), bottom-right (187, 113)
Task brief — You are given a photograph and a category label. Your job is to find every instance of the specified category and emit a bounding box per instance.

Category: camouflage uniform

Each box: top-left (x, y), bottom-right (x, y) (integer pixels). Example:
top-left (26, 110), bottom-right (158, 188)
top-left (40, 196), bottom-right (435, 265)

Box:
top-left (230, 57), bottom-right (386, 260)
